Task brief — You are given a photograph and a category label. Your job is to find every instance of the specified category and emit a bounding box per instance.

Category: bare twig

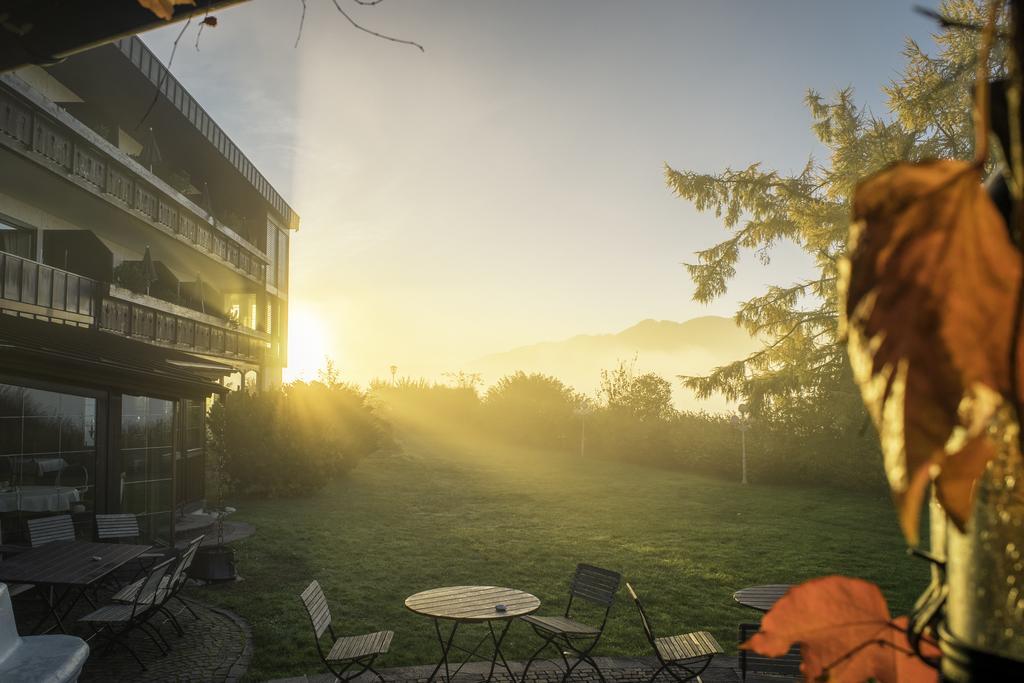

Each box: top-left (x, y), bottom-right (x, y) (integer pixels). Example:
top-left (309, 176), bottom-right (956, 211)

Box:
top-left (195, 6), bottom-right (212, 51)
top-left (353, 0), bottom-right (384, 5)
top-left (295, 0), bottom-right (308, 48)
top-left (136, 16), bottom-right (193, 130)
top-left (330, 0), bottom-right (424, 52)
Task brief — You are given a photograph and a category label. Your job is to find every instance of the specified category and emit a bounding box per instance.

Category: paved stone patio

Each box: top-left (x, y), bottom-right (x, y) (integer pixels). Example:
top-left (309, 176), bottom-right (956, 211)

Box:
top-left (267, 654), bottom-right (797, 683)
top-left (13, 590), bottom-right (252, 682)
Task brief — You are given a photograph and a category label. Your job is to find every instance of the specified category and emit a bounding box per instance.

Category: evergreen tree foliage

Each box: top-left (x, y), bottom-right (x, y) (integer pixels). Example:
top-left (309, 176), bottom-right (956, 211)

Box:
top-left (666, 0), bottom-right (994, 424)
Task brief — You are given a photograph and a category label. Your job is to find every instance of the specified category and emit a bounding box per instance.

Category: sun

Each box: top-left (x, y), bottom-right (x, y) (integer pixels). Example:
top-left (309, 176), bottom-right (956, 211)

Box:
top-left (283, 305), bottom-right (331, 382)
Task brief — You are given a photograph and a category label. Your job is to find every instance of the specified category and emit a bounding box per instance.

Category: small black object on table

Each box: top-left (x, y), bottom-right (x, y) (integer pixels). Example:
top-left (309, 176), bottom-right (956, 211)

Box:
top-left (405, 585), bottom-right (540, 682)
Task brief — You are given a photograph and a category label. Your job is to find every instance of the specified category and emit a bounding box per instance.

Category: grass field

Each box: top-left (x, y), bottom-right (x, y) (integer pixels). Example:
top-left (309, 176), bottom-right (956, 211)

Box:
top-left (190, 433), bottom-right (928, 681)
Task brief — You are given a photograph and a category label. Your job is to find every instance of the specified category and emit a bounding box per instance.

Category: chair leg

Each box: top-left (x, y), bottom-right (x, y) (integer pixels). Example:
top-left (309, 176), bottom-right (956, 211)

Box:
top-left (174, 594), bottom-right (201, 620)
top-left (648, 662), bottom-right (669, 683)
top-left (159, 605), bottom-right (185, 637)
top-left (521, 632), bottom-right (557, 682)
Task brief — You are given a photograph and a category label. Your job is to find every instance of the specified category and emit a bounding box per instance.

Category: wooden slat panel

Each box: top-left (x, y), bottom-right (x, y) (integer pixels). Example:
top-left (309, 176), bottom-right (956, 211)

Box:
top-left (405, 585), bottom-right (540, 621)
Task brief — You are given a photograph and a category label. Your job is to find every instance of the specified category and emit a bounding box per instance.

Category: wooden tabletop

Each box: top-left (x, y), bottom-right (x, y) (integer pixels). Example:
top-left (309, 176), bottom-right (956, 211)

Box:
top-left (405, 586), bottom-right (540, 622)
top-left (733, 584), bottom-right (792, 612)
top-left (0, 540), bottom-right (151, 586)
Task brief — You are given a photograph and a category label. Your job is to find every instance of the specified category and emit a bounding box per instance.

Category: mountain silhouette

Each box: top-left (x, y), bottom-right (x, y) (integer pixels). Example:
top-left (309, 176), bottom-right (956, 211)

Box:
top-left (469, 316), bottom-right (760, 412)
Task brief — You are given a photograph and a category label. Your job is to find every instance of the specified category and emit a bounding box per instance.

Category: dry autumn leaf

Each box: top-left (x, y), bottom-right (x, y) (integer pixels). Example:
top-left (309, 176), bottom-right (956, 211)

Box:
top-left (841, 158), bottom-right (1020, 542)
top-left (138, 0), bottom-right (196, 21)
top-left (741, 576), bottom-right (939, 683)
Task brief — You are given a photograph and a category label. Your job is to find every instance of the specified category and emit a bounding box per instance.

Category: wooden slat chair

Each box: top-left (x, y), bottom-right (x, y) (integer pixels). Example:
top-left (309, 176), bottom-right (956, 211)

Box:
top-left (95, 513), bottom-right (173, 587)
top-left (299, 580), bottom-right (393, 682)
top-left (626, 583), bottom-right (723, 683)
top-left (27, 515), bottom-right (75, 547)
top-left (78, 557), bottom-right (176, 671)
top-left (520, 563), bottom-right (622, 683)
top-left (738, 623), bottom-right (802, 682)
top-left (112, 535), bottom-right (206, 633)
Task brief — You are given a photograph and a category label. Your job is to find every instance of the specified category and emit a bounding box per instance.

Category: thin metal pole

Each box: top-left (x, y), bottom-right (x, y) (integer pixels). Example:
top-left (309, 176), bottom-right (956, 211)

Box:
top-left (740, 429), bottom-right (747, 485)
top-left (580, 413), bottom-right (586, 458)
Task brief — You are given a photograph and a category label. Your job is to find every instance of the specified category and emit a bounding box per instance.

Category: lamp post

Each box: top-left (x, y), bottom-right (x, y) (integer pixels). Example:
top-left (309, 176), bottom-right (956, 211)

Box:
top-left (731, 404), bottom-right (751, 485)
top-left (389, 364), bottom-right (397, 386)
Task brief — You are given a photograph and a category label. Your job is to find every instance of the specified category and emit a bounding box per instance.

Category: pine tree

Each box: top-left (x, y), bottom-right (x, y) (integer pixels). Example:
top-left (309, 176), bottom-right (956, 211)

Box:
top-left (667, 0), bottom-right (996, 426)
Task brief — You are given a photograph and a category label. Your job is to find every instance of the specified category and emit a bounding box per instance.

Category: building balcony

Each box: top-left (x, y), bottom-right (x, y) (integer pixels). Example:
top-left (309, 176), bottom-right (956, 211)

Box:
top-left (0, 73), bottom-right (269, 288)
top-left (0, 251), bottom-right (265, 365)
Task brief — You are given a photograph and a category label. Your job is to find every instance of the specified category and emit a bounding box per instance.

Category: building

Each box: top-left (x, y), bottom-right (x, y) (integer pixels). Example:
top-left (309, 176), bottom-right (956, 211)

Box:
top-left (0, 37), bottom-right (297, 544)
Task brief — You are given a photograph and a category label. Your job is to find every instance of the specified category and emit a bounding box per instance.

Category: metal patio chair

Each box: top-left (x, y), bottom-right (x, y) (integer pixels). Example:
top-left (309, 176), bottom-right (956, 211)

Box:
top-left (626, 583), bottom-right (723, 683)
top-left (95, 513), bottom-right (170, 581)
top-left (78, 557), bottom-right (176, 671)
top-left (738, 622), bottom-right (802, 682)
top-left (300, 580), bottom-right (393, 682)
top-left (27, 514), bottom-right (75, 547)
top-left (520, 563), bottom-right (622, 683)
top-left (112, 534), bottom-right (206, 631)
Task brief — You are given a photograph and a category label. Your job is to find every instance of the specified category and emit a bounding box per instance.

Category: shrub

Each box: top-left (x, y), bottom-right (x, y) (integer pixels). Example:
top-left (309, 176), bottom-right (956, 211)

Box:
top-left (482, 372), bottom-right (582, 451)
top-left (208, 381), bottom-right (388, 498)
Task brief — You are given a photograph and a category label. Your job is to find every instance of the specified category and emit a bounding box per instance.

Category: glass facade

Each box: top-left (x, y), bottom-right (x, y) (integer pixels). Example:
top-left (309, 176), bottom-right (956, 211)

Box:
top-left (0, 383), bottom-right (97, 538)
top-left (175, 398), bottom-right (205, 508)
top-left (120, 394), bottom-right (174, 544)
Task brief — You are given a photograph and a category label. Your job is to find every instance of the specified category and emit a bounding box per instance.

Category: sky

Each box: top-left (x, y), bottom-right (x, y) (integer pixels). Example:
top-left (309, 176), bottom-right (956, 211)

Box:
top-left (144, 0), bottom-right (940, 386)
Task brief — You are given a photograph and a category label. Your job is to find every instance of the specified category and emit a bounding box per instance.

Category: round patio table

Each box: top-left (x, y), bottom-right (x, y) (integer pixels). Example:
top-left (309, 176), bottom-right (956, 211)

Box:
top-left (733, 584), bottom-right (792, 612)
top-left (406, 585), bottom-right (540, 682)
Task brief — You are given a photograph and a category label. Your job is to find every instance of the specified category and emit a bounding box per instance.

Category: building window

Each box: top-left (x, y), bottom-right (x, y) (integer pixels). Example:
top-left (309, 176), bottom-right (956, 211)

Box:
top-left (120, 395), bottom-right (174, 544)
top-left (0, 383), bottom-right (97, 538)
top-left (265, 221), bottom-right (277, 287)
top-left (0, 218), bottom-right (35, 259)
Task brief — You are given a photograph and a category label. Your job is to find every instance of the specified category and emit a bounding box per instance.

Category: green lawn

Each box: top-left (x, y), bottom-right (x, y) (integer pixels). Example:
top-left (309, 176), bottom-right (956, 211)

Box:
top-left (190, 434), bottom-right (928, 681)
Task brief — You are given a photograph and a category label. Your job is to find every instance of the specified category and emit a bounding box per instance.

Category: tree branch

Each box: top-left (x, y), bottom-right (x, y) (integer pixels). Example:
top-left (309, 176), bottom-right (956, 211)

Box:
top-left (331, 0), bottom-right (424, 52)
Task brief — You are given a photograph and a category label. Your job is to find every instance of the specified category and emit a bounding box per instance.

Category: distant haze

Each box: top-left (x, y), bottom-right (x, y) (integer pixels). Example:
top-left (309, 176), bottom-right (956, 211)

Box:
top-left (469, 316), bottom-right (759, 412)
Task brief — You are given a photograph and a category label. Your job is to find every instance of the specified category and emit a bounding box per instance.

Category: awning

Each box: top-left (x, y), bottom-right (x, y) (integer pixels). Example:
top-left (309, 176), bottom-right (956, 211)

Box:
top-left (0, 313), bottom-right (230, 398)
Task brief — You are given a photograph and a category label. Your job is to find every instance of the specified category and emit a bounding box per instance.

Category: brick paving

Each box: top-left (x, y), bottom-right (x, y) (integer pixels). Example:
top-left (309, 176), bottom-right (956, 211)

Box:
top-left (12, 588), bottom-right (252, 683)
top-left (266, 654), bottom-right (783, 683)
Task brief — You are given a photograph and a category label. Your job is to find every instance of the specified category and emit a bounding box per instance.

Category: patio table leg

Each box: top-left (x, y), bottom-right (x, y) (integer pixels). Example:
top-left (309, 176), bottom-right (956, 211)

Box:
top-left (429, 618), bottom-right (461, 682)
top-left (485, 619), bottom-right (515, 682)
top-left (28, 584), bottom-right (72, 634)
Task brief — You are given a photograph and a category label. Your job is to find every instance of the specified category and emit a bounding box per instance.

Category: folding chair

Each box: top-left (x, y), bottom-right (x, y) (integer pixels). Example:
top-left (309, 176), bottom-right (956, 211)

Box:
top-left (520, 563), bottom-right (622, 683)
top-left (300, 580), bottom-right (393, 682)
top-left (626, 583), bottom-right (722, 683)
top-left (112, 535), bottom-right (206, 632)
top-left (738, 623), bottom-right (802, 682)
top-left (27, 515), bottom-right (75, 547)
top-left (78, 557), bottom-right (176, 671)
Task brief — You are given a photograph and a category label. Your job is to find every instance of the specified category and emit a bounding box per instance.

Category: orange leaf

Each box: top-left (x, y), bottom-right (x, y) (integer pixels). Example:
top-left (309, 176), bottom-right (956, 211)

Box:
top-left (841, 159), bottom-right (1020, 542)
top-left (740, 576), bottom-right (938, 683)
top-left (935, 434), bottom-right (996, 529)
top-left (137, 0), bottom-right (197, 21)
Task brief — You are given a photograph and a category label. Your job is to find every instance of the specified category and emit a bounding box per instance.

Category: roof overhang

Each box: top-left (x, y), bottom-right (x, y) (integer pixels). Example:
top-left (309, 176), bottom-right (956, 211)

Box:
top-left (0, 313), bottom-right (230, 399)
top-left (0, 0), bottom-right (251, 74)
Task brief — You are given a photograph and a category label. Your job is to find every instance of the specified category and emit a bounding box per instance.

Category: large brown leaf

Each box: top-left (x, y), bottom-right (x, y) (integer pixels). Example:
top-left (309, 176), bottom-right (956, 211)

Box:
top-left (841, 159), bottom-right (1020, 542)
top-left (741, 576), bottom-right (938, 683)
top-left (137, 0), bottom-right (196, 21)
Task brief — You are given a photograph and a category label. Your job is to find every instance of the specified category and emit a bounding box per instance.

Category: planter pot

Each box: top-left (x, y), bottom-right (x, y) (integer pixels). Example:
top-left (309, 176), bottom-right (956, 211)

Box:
top-left (188, 545), bottom-right (236, 582)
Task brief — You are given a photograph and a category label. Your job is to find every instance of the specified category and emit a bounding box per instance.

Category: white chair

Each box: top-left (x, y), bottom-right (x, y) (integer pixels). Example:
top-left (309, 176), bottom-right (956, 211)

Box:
top-left (0, 583), bottom-right (89, 682)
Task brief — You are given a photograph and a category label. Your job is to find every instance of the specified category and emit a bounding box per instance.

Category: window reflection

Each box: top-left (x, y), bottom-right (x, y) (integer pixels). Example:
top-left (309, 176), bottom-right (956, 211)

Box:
top-left (0, 383), bottom-right (97, 540)
top-left (120, 394), bottom-right (174, 544)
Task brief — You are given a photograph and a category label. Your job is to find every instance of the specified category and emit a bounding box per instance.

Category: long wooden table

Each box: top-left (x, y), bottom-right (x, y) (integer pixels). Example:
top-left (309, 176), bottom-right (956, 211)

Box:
top-left (406, 585), bottom-right (540, 682)
top-left (0, 540), bottom-right (151, 633)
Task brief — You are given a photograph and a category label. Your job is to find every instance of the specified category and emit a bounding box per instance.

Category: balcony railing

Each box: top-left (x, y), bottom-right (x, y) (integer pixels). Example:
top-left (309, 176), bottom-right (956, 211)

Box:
top-left (0, 251), bottom-right (263, 364)
top-left (0, 75), bottom-right (268, 286)
top-left (0, 251), bottom-right (95, 325)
